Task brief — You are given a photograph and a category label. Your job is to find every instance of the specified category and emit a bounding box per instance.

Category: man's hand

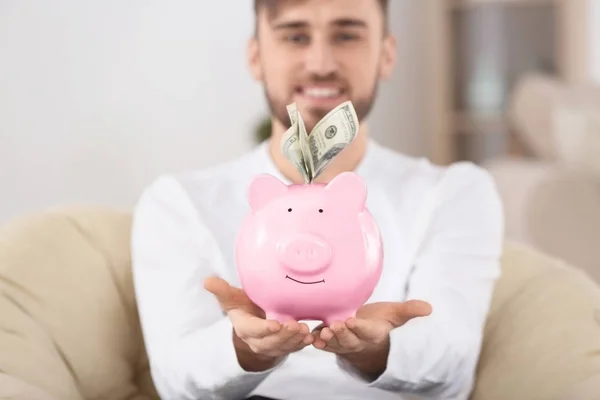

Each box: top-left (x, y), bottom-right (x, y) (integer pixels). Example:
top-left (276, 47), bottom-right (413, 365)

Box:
top-left (204, 277), bottom-right (313, 372)
top-left (312, 301), bottom-right (432, 379)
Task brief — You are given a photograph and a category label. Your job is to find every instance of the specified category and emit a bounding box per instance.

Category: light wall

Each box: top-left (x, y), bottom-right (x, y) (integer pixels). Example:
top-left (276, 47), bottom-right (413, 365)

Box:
top-left (590, 0), bottom-right (600, 83)
top-left (0, 1), bottom-right (426, 224)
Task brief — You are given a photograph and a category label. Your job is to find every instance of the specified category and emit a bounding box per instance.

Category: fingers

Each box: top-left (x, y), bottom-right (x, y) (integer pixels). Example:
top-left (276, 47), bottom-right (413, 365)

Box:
top-left (357, 300), bottom-right (432, 328)
top-left (203, 276), bottom-right (230, 297)
top-left (229, 309), bottom-right (281, 339)
top-left (205, 277), bottom-right (315, 358)
top-left (204, 277), bottom-right (248, 311)
top-left (259, 320), bottom-right (303, 347)
top-left (402, 300), bottom-right (433, 317)
top-left (279, 321), bottom-right (314, 351)
top-left (238, 318), bottom-right (313, 358)
top-left (345, 317), bottom-right (389, 344)
top-left (312, 326), bottom-right (334, 350)
top-left (388, 300), bottom-right (432, 326)
top-left (204, 276), bottom-right (266, 317)
top-left (310, 324), bottom-right (328, 350)
top-left (203, 276), bottom-right (235, 308)
top-left (312, 299), bottom-right (433, 354)
top-left (312, 320), bottom-right (363, 354)
top-left (329, 321), bottom-right (362, 350)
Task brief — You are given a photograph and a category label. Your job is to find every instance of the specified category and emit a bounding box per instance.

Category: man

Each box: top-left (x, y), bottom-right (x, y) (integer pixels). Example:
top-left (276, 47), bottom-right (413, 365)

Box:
top-left (131, 0), bottom-right (504, 399)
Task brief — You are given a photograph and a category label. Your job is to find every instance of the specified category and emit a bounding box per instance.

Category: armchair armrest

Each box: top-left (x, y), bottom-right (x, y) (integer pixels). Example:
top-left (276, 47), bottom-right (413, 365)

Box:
top-left (471, 242), bottom-right (600, 400)
top-left (0, 374), bottom-right (62, 400)
top-left (485, 157), bottom-right (600, 281)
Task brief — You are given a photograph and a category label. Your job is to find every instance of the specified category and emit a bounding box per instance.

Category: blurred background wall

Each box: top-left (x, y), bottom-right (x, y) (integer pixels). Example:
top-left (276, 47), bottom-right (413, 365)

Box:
top-left (592, 0), bottom-right (600, 83)
top-left (1, 0), bottom-right (599, 276)
top-left (0, 0), bottom-right (426, 224)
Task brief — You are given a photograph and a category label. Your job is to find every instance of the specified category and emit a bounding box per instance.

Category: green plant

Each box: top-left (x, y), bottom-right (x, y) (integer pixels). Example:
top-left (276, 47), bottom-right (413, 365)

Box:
top-left (255, 116), bottom-right (272, 143)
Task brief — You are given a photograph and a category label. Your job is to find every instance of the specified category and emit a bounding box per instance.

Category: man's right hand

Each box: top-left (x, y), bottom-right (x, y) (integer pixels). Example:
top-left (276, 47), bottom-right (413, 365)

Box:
top-left (204, 276), bottom-right (313, 372)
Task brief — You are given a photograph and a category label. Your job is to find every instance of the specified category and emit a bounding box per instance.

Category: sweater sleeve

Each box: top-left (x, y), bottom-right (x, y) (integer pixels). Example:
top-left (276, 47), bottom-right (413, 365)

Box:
top-left (131, 175), bottom-right (284, 400)
top-left (338, 162), bottom-right (504, 399)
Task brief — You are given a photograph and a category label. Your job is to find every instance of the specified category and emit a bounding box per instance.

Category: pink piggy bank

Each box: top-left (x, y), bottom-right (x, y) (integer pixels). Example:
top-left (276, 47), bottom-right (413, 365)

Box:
top-left (234, 171), bottom-right (383, 325)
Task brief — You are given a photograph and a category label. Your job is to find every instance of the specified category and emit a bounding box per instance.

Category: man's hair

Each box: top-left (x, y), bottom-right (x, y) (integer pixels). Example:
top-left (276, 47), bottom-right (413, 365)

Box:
top-left (253, 0), bottom-right (390, 32)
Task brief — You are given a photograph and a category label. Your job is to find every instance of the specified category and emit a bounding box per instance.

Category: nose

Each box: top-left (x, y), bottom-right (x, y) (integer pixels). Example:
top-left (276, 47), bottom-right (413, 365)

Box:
top-left (278, 234), bottom-right (332, 275)
top-left (305, 39), bottom-right (337, 76)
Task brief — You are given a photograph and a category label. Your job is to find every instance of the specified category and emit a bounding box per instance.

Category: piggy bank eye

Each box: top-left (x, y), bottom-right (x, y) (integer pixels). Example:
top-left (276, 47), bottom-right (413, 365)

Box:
top-left (288, 208), bottom-right (292, 212)
top-left (319, 209), bottom-right (323, 213)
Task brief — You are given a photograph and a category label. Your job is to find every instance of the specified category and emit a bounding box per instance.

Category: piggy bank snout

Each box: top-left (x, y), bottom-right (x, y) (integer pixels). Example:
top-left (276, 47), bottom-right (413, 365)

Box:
top-left (278, 234), bottom-right (332, 275)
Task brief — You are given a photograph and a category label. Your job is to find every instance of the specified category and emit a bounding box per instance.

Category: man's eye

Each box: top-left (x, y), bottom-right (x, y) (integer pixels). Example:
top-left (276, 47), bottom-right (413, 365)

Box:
top-left (336, 33), bottom-right (359, 42)
top-left (285, 34), bottom-right (310, 44)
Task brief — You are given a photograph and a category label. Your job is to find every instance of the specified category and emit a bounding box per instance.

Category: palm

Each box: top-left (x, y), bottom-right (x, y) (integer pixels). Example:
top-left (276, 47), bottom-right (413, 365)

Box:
top-left (204, 276), bottom-right (315, 360)
top-left (312, 300), bottom-right (432, 354)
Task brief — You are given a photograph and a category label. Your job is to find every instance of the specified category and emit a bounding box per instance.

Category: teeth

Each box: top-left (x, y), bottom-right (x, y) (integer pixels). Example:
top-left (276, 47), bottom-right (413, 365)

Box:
top-left (304, 88), bottom-right (340, 98)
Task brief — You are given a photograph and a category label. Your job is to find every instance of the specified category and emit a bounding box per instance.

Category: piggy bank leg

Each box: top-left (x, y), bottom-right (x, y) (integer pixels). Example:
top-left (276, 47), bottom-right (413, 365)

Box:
top-left (322, 311), bottom-right (356, 326)
top-left (265, 312), bottom-right (294, 324)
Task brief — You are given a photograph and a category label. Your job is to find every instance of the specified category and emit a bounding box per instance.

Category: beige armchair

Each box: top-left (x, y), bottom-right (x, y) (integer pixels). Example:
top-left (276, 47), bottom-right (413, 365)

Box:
top-left (1, 207), bottom-right (600, 400)
top-left (484, 74), bottom-right (600, 282)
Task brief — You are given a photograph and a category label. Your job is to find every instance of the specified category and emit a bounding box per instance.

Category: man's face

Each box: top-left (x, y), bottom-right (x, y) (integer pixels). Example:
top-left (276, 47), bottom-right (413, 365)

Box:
top-left (248, 0), bottom-right (396, 133)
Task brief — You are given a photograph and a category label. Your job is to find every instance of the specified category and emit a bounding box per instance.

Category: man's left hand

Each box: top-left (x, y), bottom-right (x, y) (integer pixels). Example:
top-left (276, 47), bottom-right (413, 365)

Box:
top-left (312, 300), bottom-right (432, 376)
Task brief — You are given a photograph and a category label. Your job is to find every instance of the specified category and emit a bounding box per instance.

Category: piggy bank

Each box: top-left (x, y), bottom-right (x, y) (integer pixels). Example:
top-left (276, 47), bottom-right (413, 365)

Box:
top-left (234, 171), bottom-right (383, 325)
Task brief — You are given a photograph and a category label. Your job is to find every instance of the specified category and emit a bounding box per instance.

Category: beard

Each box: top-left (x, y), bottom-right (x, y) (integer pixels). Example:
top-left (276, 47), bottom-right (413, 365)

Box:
top-left (263, 77), bottom-right (379, 134)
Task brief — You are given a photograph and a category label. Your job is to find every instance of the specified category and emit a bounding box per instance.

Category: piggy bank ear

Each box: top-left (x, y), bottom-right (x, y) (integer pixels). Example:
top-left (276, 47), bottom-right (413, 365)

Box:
top-left (248, 174), bottom-right (288, 212)
top-left (325, 172), bottom-right (367, 211)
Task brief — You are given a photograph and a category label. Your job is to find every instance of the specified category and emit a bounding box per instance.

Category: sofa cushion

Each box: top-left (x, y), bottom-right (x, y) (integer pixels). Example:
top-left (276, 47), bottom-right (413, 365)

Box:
top-left (0, 374), bottom-right (61, 400)
top-left (471, 242), bottom-right (600, 400)
top-left (0, 207), bottom-right (159, 400)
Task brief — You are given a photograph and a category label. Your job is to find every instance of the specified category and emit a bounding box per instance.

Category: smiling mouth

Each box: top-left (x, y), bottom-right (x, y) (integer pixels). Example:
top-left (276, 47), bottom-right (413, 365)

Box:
top-left (285, 275), bottom-right (325, 285)
top-left (296, 86), bottom-right (345, 99)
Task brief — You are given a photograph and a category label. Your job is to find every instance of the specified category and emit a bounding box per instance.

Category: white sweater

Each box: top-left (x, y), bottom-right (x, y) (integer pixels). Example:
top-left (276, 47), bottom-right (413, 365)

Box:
top-left (131, 139), bottom-right (504, 400)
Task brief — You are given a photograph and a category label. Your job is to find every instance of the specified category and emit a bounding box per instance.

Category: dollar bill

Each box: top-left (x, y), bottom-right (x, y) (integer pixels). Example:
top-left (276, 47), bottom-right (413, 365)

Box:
top-left (281, 104), bottom-right (310, 183)
top-left (297, 108), bottom-right (312, 180)
top-left (308, 102), bottom-right (358, 179)
top-left (288, 103), bottom-right (312, 181)
top-left (280, 101), bottom-right (359, 183)
top-left (287, 102), bottom-right (298, 126)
